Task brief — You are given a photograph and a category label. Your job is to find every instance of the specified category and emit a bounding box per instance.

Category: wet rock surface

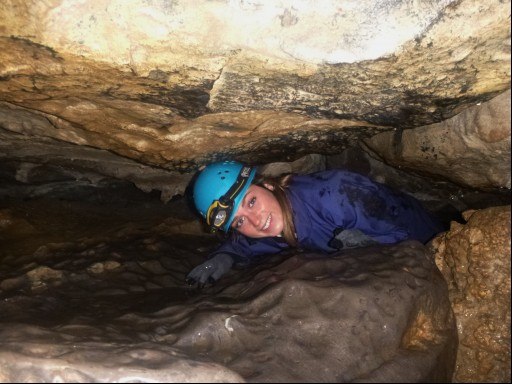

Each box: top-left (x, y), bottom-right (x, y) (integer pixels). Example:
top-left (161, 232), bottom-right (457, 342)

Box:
top-left (0, 1), bottom-right (509, 381)
top-left (0, 191), bottom-right (457, 382)
top-left (364, 89), bottom-right (511, 190)
top-left (432, 205), bottom-right (511, 383)
top-left (1, 0), bottom-right (510, 195)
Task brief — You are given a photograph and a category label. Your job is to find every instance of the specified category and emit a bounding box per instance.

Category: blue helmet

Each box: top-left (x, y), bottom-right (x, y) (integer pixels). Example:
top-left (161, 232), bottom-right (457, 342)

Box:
top-left (193, 161), bottom-right (257, 232)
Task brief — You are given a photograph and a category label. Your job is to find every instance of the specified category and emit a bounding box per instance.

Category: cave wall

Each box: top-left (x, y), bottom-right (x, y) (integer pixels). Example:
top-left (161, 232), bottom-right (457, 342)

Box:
top-left (0, 3), bottom-right (511, 382)
top-left (432, 206), bottom-right (511, 382)
top-left (0, 0), bottom-right (510, 199)
top-left (364, 89), bottom-right (511, 190)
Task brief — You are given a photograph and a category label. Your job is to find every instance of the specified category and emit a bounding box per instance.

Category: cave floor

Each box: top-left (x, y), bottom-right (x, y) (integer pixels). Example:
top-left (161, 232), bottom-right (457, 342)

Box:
top-left (0, 180), bottom-right (506, 382)
top-left (0, 185), bottom-right (216, 328)
top-left (1, 177), bottom-right (509, 328)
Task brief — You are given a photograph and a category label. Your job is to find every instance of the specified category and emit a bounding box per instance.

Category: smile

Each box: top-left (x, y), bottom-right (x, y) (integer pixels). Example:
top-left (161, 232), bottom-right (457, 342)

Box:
top-left (262, 213), bottom-right (271, 231)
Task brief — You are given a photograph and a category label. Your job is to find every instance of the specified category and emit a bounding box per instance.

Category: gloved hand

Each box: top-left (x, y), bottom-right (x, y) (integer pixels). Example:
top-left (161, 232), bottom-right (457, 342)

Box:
top-left (329, 228), bottom-right (378, 250)
top-left (185, 253), bottom-right (234, 287)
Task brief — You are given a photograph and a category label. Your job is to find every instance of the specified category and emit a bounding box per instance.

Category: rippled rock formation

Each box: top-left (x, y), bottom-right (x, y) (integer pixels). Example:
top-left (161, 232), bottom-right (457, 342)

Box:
top-left (432, 205), bottom-right (511, 383)
top-left (0, 196), bottom-right (456, 382)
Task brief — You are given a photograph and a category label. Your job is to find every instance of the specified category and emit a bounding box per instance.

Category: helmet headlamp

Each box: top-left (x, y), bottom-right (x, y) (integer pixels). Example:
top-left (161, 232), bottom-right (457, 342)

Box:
top-left (206, 165), bottom-right (254, 232)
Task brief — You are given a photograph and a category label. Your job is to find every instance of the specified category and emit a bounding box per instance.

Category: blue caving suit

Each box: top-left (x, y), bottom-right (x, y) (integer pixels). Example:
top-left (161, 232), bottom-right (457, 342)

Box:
top-left (210, 169), bottom-right (445, 266)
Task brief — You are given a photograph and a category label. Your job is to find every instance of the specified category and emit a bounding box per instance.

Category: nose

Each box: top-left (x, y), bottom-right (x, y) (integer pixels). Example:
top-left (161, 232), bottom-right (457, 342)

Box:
top-left (244, 210), bottom-right (260, 228)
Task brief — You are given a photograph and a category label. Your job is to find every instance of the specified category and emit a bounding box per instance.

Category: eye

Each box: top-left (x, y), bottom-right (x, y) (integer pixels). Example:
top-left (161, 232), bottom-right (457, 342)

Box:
top-left (234, 216), bottom-right (245, 228)
top-left (248, 197), bottom-right (256, 208)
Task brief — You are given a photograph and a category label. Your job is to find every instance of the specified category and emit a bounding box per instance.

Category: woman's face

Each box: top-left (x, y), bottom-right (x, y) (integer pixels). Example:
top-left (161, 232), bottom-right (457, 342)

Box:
top-left (230, 184), bottom-right (284, 238)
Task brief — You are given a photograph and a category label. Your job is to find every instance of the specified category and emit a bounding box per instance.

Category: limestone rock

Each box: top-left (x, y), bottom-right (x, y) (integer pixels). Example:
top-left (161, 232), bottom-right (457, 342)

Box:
top-left (432, 205), bottom-right (511, 383)
top-left (363, 89), bottom-right (511, 190)
top-left (2, 0), bottom-right (509, 125)
top-left (87, 261), bottom-right (121, 274)
top-left (0, 0), bottom-right (510, 192)
top-left (0, 2), bottom-right (510, 381)
top-left (207, 0), bottom-right (510, 125)
top-left (257, 153), bottom-right (326, 177)
top-left (0, 238), bottom-right (457, 382)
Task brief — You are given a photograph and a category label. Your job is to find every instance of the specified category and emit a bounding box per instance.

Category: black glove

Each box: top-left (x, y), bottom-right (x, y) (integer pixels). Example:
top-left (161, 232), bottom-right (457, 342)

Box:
top-left (329, 228), bottom-right (378, 250)
top-left (186, 253), bottom-right (234, 287)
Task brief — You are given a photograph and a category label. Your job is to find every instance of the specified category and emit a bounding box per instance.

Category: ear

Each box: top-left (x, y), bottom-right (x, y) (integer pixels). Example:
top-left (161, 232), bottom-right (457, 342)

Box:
top-left (263, 182), bottom-right (275, 191)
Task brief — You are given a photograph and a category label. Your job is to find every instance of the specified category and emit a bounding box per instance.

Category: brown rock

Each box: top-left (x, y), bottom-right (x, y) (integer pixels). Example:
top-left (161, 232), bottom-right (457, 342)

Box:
top-left (363, 89), bottom-right (511, 190)
top-left (432, 205), bottom-right (511, 383)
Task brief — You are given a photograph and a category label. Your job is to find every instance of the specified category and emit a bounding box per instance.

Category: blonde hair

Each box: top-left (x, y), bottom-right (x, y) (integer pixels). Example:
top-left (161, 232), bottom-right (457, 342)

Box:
top-left (253, 173), bottom-right (297, 247)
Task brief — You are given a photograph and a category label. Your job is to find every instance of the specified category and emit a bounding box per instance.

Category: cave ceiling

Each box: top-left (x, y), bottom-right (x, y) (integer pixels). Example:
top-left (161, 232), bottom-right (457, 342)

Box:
top-left (0, 0), bottom-right (510, 200)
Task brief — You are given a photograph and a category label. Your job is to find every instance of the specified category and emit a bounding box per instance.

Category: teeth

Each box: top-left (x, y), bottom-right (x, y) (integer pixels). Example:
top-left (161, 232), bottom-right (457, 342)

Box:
top-left (262, 214), bottom-right (271, 230)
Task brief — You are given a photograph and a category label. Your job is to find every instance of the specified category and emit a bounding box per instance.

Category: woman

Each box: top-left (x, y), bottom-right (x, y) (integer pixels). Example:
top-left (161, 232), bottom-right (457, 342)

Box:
top-left (186, 160), bottom-right (445, 287)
